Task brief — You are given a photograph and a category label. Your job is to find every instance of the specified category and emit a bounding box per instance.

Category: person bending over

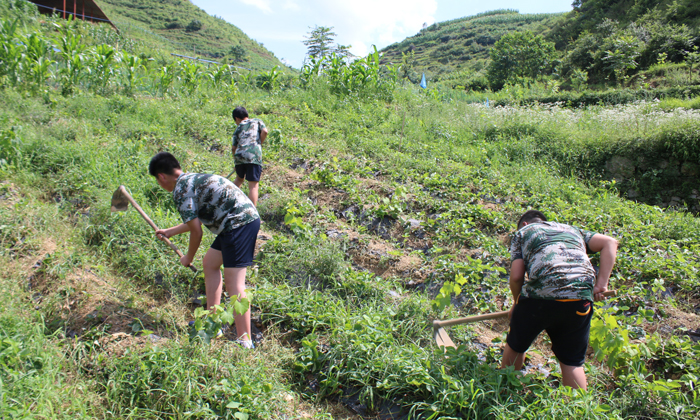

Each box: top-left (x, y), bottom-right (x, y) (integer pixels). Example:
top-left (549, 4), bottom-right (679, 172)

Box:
top-left (149, 151), bottom-right (260, 348)
top-left (501, 210), bottom-right (618, 390)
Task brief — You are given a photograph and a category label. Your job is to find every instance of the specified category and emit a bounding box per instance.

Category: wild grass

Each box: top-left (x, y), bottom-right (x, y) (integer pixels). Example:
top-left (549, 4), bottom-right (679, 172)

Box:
top-left (1, 5), bottom-right (699, 419)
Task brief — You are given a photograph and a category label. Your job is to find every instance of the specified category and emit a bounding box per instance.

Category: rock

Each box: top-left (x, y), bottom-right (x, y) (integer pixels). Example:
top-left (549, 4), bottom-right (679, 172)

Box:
top-left (388, 290), bottom-right (401, 298)
top-left (606, 156), bottom-right (635, 179)
top-left (325, 229), bottom-right (346, 239)
top-left (148, 334), bottom-right (162, 342)
top-left (340, 205), bottom-right (360, 219)
top-left (627, 189), bottom-right (640, 199)
top-left (406, 218), bottom-right (421, 229)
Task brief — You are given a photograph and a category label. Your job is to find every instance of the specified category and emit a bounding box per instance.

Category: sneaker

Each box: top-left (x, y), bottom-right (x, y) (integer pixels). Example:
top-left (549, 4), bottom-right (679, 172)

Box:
top-left (236, 339), bottom-right (255, 349)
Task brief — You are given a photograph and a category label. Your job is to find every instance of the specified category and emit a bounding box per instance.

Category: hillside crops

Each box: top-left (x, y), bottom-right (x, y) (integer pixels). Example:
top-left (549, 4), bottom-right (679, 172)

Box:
top-left (1, 3), bottom-right (700, 419)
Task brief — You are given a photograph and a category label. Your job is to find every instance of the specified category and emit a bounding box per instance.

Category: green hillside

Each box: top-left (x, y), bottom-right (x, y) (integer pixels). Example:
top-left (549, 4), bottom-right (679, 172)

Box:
top-left (1, 1), bottom-right (700, 419)
top-left (380, 10), bottom-right (564, 84)
top-left (382, 1), bottom-right (699, 91)
top-left (94, 0), bottom-right (285, 70)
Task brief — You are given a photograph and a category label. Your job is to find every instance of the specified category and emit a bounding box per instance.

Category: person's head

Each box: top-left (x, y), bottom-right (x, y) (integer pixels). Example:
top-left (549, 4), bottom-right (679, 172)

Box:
top-left (517, 210), bottom-right (547, 230)
top-left (149, 152), bottom-right (182, 191)
top-left (232, 106), bottom-right (248, 124)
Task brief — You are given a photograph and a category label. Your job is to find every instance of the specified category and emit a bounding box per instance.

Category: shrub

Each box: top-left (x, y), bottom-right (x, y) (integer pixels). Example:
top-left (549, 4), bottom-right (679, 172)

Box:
top-left (185, 19), bottom-right (202, 32)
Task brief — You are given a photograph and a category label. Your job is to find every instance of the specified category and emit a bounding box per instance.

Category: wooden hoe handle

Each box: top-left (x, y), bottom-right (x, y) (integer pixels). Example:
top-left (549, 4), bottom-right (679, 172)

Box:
top-left (117, 186), bottom-right (197, 273)
top-left (433, 290), bottom-right (617, 328)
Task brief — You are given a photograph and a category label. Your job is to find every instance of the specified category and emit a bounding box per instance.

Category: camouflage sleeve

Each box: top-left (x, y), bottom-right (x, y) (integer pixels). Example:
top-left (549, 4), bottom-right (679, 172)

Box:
top-left (578, 227), bottom-right (597, 244)
top-left (510, 232), bottom-right (523, 262)
top-left (258, 120), bottom-right (266, 137)
top-left (174, 194), bottom-right (197, 224)
top-left (232, 128), bottom-right (240, 148)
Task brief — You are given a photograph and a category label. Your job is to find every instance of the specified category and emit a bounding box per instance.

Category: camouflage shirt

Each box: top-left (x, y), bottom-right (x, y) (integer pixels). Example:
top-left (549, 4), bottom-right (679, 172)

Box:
top-left (172, 173), bottom-right (259, 235)
top-left (510, 221), bottom-right (597, 301)
top-left (232, 118), bottom-right (266, 166)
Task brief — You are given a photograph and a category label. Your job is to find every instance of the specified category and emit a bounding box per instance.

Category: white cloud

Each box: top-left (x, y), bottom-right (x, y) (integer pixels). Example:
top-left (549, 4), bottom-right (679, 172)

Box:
top-left (239, 0), bottom-right (273, 14)
top-left (309, 0), bottom-right (438, 58)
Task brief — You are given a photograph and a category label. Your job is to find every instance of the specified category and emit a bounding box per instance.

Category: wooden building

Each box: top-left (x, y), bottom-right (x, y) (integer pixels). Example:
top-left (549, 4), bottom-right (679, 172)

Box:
top-left (27, 0), bottom-right (114, 27)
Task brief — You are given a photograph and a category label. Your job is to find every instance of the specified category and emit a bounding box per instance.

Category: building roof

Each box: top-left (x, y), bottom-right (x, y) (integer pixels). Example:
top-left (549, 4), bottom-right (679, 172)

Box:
top-left (28, 1), bottom-right (113, 26)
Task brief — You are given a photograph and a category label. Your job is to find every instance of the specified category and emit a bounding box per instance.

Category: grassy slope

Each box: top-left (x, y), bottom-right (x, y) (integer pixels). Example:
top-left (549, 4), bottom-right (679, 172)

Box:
top-left (94, 0), bottom-right (285, 70)
top-left (380, 10), bottom-right (564, 81)
top-left (1, 4), bottom-right (700, 419)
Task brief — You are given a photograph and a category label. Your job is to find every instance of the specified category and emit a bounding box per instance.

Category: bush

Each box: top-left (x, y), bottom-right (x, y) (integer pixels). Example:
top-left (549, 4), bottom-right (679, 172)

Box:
top-left (185, 19), bottom-right (202, 32)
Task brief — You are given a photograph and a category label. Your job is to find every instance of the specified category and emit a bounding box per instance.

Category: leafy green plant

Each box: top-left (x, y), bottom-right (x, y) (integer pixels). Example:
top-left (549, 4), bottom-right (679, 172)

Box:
top-left (189, 298), bottom-right (251, 344)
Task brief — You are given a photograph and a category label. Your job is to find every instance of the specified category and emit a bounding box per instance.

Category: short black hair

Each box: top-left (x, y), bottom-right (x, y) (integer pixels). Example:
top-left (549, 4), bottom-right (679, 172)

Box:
top-left (232, 106), bottom-right (248, 120)
top-left (517, 210), bottom-right (547, 230)
top-left (149, 152), bottom-right (181, 177)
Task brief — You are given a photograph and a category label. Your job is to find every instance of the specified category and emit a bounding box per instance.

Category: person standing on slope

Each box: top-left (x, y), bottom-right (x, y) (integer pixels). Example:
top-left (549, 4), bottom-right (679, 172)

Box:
top-left (231, 106), bottom-right (267, 207)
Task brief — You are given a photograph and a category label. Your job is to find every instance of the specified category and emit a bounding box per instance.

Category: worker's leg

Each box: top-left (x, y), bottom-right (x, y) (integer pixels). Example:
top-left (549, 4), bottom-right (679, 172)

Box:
top-left (223, 266), bottom-right (251, 341)
top-left (202, 247), bottom-right (224, 310)
top-left (247, 180), bottom-right (259, 206)
top-left (501, 343), bottom-right (526, 370)
top-left (560, 363), bottom-right (587, 390)
top-left (234, 176), bottom-right (245, 188)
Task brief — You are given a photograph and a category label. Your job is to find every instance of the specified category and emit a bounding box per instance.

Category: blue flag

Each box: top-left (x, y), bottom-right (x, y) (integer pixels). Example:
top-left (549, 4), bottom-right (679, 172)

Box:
top-left (420, 73), bottom-right (427, 89)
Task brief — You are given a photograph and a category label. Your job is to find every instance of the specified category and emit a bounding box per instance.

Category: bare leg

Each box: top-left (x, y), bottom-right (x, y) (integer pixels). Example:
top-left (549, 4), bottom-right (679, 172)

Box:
top-left (501, 343), bottom-right (526, 370)
top-left (203, 248), bottom-right (224, 310)
top-left (247, 181), bottom-right (259, 206)
top-left (223, 267), bottom-right (251, 342)
top-left (234, 176), bottom-right (245, 188)
top-left (560, 363), bottom-right (587, 390)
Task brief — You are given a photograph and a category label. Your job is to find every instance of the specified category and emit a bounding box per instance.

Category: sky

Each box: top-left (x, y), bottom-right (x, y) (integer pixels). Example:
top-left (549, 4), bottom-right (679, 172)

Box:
top-left (190, 0), bottom-right (574, 68)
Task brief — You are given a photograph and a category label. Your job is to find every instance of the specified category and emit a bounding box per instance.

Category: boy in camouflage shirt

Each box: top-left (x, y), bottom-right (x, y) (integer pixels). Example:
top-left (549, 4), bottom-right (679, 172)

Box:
top-left (149, 152), bottom-right (260, 348)
top-left (231, 106), bottom-right (267, 206)
top-left (501, 210), bottom-right (618, 390)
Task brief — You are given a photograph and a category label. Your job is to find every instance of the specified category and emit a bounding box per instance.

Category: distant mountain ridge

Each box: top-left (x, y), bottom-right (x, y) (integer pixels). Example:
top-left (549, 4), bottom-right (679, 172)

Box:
top-left (94, 0), bottom-right (285, 70)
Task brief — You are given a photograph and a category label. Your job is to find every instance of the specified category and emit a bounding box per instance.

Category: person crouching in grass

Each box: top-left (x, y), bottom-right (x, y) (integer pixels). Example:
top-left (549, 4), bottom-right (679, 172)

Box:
top-left (149, 151), bottom-right (260, 348)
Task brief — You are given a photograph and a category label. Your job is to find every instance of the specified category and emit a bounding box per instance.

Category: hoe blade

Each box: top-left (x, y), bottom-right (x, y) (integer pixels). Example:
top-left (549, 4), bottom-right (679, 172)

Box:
top-left (433, 321), bottom-right (456, 349)
top-left (110, 186), bottom-right (130, 212)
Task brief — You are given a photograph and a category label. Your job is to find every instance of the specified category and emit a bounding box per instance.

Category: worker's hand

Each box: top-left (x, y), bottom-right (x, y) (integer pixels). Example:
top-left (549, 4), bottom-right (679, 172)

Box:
top-left (155, 228), bottom-right (171, 240)
top-left (593, 284), bottom-right (609, 302)
top-left (180, 254), bottom-right (193, 268)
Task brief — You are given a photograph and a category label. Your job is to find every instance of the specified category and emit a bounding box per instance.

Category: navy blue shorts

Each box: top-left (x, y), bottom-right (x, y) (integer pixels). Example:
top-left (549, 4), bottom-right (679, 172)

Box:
top-left (506, 297), bottom-right (593, 367)
top-left (210, 219), bottom-right (260, 268)
top-left (235, 164), bottom-right (262, 182)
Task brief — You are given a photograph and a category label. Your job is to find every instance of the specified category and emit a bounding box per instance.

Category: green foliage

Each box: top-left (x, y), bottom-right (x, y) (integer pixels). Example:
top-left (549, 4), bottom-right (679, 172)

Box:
top-left (189, 300), bottom-right (251, 344)
top-left (487, 31), bottom-right (557, 90)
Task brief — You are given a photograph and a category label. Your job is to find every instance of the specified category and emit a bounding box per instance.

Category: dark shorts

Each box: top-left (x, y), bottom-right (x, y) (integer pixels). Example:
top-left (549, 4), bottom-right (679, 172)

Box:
top-left (235, 164), bottom-right (262, 182)
top-left (210, 218), bottom-right (260, 268)
top-left (506, 297), bottom-right (593, 367)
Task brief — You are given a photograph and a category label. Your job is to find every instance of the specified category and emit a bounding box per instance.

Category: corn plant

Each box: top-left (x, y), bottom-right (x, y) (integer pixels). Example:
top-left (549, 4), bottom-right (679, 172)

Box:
top-left (154, 62), bottom-right (178, 96)
top-left (56, 25), bottom-right (87, 95)
top-left (121, 52), bottom-right (145, 96)
top-left (255, 65), bottom-right (281, 91)
top-left (90, 44), bottom-right (118, 94)
top-left (179, 59), bottom-right (202, 95)
top-left (0, 17), bottom-right (22, 86)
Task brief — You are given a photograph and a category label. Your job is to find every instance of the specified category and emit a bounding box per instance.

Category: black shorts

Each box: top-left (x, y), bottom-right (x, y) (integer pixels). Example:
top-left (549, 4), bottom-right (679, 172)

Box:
top-left (506, 297), bottom-right (593, 367)
top-left (235, 164), bottom-right (262, 182)
top-left (210, 219), bottom-right (260, 268)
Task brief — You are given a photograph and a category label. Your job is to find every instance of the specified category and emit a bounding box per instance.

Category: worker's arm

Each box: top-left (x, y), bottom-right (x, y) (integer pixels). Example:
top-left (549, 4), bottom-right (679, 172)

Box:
top-left (156, 222), bottom-right (190, 239)
top-left (587, 233), bottom-right (618, 301)
top-left (508, 259), bottom-right (526, 318)
top-left (231, 145), bottom-right (237, 157)
top-left (259, 127), bottom-right (268, 145)
top-left (181, 218), bottom-right (203, 267)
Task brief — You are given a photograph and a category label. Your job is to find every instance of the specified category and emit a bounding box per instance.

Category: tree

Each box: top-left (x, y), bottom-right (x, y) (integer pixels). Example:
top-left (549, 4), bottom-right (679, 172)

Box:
top-left (302, 26), bottom-right (337, 59)
top-left (229, 45), bottom-right (247, 63)
top-left (487, 31), bottom-right (556, 90)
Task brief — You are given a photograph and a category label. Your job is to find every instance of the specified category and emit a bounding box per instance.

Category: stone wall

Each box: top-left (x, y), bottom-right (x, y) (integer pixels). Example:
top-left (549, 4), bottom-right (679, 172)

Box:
top-left (605, 155), bottom-right (700, 212)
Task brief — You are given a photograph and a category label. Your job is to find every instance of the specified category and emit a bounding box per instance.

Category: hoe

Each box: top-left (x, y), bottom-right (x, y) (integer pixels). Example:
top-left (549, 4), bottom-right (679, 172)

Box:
top-left (433, 290), bottom-right (617, 348)
top-left (110, 185), bottom-right (197, 273)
